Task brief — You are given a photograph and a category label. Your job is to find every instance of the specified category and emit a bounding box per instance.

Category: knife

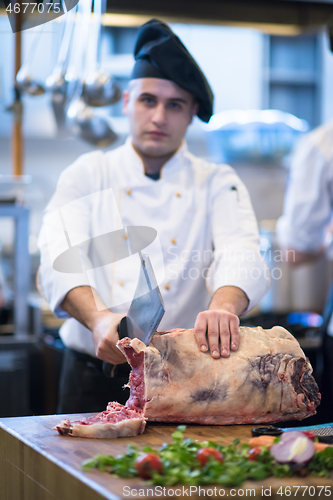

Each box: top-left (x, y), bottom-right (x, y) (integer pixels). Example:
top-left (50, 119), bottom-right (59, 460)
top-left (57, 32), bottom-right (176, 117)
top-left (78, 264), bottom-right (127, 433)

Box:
top-left (282, 423), bottom-right (333, 444)
top-left (102, 251), bottom-right (165, 377)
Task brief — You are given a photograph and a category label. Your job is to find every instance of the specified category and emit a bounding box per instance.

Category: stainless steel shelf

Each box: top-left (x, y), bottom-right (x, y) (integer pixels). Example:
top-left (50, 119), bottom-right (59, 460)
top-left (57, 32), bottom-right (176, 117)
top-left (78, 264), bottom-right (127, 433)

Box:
top-left (0, 204), bottom-right (30, 336)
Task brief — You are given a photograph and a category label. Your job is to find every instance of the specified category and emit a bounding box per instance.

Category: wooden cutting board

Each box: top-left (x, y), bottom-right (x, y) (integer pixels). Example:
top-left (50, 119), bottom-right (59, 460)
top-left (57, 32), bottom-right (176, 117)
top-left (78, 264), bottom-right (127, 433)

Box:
top-left (0, 414), bottom-right (332, 500)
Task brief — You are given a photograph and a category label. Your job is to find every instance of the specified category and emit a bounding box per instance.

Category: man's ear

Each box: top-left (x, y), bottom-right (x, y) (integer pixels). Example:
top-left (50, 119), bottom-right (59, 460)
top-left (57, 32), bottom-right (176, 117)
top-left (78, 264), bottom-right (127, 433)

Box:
top-left (122, 90), bottom-right (130, 115)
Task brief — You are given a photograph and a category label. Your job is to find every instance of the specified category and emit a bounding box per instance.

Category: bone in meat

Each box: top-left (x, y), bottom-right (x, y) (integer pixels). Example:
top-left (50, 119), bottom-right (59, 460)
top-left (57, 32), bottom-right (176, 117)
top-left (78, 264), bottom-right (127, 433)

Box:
top-left (117, 326), bottom-right (321, 425)
top-left (53, 401), bottom-right (146, 438)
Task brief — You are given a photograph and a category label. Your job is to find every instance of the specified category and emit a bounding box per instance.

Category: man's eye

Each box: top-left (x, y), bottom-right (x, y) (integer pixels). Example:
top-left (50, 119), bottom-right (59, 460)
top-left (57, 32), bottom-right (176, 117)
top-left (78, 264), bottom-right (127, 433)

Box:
top-left (141, 97), bottom-right (155, 104)
top-left (168, 102), bottom-right (181, 109)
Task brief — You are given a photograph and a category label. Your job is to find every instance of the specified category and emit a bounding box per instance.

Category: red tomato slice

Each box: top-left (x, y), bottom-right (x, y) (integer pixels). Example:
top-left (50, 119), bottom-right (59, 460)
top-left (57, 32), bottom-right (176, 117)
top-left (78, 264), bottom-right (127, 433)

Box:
top-left (248, 447), bottom-right (262, 461)
top-left (197, 447), bottom-right (224, 466)
top-left (301, 431), bottom-right (316, 441)
top-left (135, 453), bottom-right (163, 479)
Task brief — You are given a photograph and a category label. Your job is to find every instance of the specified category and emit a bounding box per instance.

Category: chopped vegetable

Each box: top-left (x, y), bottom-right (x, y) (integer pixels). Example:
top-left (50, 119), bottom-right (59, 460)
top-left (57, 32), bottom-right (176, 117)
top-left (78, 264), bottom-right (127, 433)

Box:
top-left (82, 426), bottom-right (333, 486)
top-left (248, 447), bottom-right (262, 461)
top-left (135, 453), bottom-right (163, 479)
top-left (249, 435), bottom-right (275, 448)
top-left (308, 446), bottom-right (333, 477)
top-left (314, 442), bottom-right (329, 452)
top-left (270, 431), bottom-right (315, 465)
top-left (302, 431), bottom-right (316, 441)
top-left (196, 447), bottom-right (224, 466)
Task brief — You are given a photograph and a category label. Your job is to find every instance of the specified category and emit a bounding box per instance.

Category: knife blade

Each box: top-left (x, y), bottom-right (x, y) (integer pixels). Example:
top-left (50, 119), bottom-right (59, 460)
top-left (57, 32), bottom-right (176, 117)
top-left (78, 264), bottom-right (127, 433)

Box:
top-left (282, 423), bottom-right (333, 444)
top-left (103, 251), bottom-right (165, 377)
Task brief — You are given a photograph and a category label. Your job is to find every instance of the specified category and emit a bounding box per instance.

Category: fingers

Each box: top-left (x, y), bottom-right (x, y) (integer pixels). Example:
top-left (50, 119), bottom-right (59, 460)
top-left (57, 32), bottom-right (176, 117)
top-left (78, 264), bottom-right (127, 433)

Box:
top-left (229, 315), bottom-right (240, 352)
top-left (194, 312), bottom-right (209, 353)
top-left (219, 315), bottom-right (240, 357)
top-left (207, 312), bottom-right (220, 358)
top-left (93, 313), bottom-right (127, 364)
top-left (219, 318), bottom-right (230, 358)
top-left (102, 329), bottom-right (127, 365)
top-left (104, 348), bottom-right (126, 365)
top-left (194, 310), bottom-right (240, 359)
top-left (97, 338), bottom-right (127, 364)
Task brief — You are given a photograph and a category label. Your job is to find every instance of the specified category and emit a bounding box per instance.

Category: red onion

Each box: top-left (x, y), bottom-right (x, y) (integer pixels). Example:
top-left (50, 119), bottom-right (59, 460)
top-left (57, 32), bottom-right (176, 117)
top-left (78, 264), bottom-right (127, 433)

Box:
top-left (270, 431), bottom-right (315, 464)
top-left (279, 431), bottom-right (307, 443)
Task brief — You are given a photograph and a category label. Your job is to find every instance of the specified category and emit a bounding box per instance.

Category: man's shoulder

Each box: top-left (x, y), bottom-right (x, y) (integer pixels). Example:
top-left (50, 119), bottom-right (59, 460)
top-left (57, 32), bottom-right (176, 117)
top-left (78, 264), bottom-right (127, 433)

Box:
top-left (311, 120), bottom-right (333, 140)
top-left (298, 121), bottom-right (333, 162)
top-left (61, 144), bottom-right (126, 179)
top-left (185, 150), bottom-right (240, 184)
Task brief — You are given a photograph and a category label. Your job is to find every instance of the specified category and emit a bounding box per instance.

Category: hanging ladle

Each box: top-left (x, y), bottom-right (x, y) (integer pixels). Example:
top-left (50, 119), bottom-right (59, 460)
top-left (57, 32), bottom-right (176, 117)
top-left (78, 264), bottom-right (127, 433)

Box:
top-left (46, 7), bottom-right (76, 129)
top-left (68, 99), bottom-right (117, 146)
top-left (81, 0), bottom-right (121, 107)
top-left (66, 0), bottom-right (117, 146)
top-left (16, 4), bottom-right (47, 96)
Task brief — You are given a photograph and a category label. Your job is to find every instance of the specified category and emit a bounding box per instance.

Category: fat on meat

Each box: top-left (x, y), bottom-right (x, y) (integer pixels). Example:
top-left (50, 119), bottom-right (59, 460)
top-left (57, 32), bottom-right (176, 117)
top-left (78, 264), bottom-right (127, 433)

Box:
top-left (117, 326), bottom-right (321, 425)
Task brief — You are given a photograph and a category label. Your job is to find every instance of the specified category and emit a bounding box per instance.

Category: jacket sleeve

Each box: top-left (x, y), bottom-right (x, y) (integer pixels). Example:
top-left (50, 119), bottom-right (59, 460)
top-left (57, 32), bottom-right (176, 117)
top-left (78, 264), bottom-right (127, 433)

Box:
top-left (206, 166), bottom-right (271, 313)
top-left (37, 153), bottom-right (101, 318)
top-left (276, 136), bottom-right (332, 253)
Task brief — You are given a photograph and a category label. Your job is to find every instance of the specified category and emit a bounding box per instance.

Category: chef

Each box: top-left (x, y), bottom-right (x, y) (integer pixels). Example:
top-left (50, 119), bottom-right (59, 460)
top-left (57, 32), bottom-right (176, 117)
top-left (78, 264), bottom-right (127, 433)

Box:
top-left (276, 120), bottom-right (333, 423)
top-left (38, 19), bottom-right (270, 413)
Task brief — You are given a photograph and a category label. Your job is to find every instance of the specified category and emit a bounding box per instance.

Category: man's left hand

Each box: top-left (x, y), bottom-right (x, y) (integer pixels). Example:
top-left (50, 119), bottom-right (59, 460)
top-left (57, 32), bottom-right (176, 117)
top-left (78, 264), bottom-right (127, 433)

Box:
top-left (193, 285), bottom-right (249, 359)
top-left (194, 309), bottom-right (240, 358)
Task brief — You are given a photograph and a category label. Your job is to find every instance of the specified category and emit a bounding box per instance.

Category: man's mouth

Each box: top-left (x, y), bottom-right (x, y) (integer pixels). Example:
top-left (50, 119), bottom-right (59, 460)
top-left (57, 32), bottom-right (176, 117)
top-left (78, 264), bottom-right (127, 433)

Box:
top-left (146, 131), bottom-right (168, 138)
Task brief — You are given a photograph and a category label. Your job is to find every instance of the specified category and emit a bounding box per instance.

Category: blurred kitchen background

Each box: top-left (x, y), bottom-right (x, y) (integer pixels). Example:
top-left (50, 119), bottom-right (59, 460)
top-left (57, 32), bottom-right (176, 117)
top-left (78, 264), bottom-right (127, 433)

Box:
top-left (1, 0), bottom-right (333, 417)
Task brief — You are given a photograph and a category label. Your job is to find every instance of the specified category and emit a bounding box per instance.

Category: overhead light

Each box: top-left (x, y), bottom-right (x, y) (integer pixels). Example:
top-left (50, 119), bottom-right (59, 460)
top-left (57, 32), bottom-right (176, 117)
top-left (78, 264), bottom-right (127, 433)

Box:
top-left (102, 14), bottom-right (152, 27)
top-left (101, 13), bottom-right (303, 35)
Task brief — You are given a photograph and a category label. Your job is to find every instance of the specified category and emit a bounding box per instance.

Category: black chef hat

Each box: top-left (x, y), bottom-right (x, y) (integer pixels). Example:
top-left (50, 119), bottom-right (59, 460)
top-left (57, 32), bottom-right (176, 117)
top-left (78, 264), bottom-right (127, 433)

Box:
top-left (131, 19), bottom-right (214, 123)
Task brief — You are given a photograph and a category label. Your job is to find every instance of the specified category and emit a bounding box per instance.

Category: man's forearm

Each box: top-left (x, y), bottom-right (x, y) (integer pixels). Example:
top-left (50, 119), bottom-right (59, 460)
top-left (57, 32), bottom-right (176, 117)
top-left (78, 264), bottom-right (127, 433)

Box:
top-left (60, 286), bottom-right (110, 331)
top-left (209, 286), bottom-right (249, 316)
top-left (60, 286), bottom-right (126, 364)
top-left (283, 248), bottom-right (323, 267)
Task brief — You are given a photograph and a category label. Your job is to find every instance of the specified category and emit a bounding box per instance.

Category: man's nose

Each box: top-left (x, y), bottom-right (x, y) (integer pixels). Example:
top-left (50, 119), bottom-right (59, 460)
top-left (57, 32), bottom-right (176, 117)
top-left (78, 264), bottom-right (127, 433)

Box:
top-left (152, 104), bottom-right (167, 125)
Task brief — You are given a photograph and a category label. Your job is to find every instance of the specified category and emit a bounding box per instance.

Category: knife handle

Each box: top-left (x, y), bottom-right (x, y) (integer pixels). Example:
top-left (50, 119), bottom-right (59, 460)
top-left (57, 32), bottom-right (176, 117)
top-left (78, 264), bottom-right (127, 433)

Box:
top-left (102, 317), bottom-right (128, 378)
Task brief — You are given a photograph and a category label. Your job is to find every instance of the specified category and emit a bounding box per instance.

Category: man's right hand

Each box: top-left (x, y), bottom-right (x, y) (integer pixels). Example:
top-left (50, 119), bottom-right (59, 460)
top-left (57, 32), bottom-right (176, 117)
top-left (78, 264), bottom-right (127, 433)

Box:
top-left (60, 286), bottom-right (127, 365)
top-left (92, 312), bottom-right (127, 365)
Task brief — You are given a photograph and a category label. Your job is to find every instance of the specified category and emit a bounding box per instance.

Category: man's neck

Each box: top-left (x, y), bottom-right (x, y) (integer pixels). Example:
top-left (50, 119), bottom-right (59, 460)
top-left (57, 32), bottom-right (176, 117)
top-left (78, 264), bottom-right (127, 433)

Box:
top-left (132, 144), bottom-right (177, 175)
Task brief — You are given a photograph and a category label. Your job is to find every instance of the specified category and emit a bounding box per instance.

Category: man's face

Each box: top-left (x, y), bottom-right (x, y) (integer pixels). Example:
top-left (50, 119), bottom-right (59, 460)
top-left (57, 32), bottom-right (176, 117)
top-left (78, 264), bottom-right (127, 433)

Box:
top-left (123, 78), bottom-right (198, 159)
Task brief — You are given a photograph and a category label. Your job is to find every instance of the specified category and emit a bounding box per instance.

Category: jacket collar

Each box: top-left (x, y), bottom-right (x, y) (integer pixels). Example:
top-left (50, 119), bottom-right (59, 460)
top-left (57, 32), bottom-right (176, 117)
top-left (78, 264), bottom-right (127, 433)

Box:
top-left (124, 136), bottom-right (188, 180)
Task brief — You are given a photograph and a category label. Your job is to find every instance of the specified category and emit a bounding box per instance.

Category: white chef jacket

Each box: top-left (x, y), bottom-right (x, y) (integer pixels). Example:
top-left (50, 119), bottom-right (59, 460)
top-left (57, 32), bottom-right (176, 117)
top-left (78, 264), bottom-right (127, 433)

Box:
top-left (38, 137), bottom-right (270, 357)
top-left (276, 121), bottom-right (333, 335)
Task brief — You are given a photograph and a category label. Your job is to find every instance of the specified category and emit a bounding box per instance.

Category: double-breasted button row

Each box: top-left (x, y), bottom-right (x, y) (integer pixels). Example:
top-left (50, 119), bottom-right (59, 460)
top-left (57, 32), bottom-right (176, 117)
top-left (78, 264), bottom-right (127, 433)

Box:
top-left (126, 189), bottom-right (181, 196)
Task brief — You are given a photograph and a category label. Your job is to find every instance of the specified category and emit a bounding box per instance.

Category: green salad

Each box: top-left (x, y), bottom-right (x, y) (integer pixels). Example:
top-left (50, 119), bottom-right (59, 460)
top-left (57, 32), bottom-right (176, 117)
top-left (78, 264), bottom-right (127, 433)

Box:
top-left (82, 426), bottom-right (333, 486)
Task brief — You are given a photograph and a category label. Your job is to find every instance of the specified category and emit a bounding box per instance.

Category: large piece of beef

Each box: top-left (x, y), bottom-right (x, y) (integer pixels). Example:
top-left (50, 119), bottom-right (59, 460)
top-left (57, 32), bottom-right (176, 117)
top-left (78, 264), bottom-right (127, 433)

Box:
top-left (54, 326), bottom-right (320, 437)
top-left (117, 326), bottom-right (320, 425)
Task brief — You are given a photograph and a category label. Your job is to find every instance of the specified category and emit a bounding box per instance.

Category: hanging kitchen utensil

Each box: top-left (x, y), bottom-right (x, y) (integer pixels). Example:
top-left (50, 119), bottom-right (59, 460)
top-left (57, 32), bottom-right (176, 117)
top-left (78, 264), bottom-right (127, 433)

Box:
top-left (81, 0), bottom-right (121, 107)
top-left (66, 0), bottom-right (117, 146)
top-left (16, 2), bottom-right (47, 96)
top-left (46, 6), bottom-right (76, 130)
top-left (63, 0), bottom-right (87, 107)
top-left (67, 98), bottom-right (117, 146)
